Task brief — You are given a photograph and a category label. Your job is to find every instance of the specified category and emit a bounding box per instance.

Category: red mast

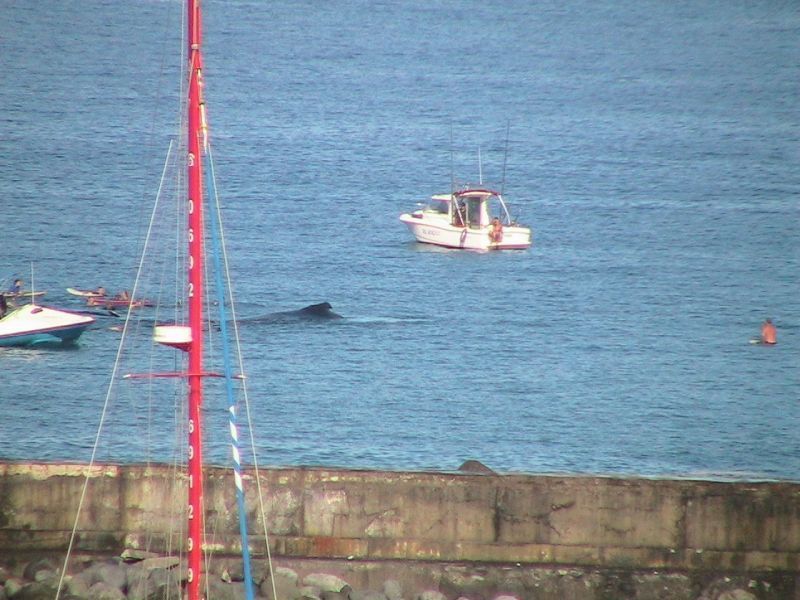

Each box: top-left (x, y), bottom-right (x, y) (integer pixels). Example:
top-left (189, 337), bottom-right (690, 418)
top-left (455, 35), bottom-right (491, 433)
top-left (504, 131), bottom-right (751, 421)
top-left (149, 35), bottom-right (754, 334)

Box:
top-left (187, 1), bottom-right (205, 599)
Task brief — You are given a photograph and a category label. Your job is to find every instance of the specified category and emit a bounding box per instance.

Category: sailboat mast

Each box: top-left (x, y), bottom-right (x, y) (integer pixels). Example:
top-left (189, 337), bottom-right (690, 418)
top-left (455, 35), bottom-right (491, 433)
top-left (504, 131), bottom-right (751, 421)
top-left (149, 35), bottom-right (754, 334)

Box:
top-left (187, 1), bottom-right (205, 599)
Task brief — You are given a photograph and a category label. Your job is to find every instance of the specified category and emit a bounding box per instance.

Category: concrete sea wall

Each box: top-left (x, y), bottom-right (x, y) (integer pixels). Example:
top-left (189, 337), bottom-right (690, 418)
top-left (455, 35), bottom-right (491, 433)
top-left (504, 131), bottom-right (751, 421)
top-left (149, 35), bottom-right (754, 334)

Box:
top-left (0, 462), bottom-right (798, 599)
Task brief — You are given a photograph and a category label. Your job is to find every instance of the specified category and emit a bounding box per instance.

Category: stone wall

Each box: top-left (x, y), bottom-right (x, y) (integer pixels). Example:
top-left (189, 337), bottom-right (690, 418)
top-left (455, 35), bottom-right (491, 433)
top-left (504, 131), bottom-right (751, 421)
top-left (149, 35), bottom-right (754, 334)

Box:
top-left (1, 462), bottom-right (799, 593)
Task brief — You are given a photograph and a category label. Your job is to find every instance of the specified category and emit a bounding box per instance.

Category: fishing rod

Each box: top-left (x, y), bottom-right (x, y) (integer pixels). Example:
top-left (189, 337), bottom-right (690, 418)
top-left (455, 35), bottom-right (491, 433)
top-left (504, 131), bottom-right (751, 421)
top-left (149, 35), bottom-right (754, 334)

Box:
top-left (449, 124), bottom-right (456, 195)
top-left (499, 121), bottom-right (523, 224)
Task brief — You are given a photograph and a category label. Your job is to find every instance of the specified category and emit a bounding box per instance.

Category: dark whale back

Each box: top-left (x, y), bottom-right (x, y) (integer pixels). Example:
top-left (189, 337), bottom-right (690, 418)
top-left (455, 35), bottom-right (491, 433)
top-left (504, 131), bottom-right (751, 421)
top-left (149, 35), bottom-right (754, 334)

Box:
top-left (242, 302), bottom-right (342, 323)
top-left (297, 302), bottom-right (341, 318)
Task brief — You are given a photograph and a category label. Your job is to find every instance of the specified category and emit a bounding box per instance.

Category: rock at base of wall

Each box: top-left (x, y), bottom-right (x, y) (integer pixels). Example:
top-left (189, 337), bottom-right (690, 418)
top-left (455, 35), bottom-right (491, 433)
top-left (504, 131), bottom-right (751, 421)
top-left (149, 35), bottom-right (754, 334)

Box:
top-left (0, 554), bottom-right (796, 600)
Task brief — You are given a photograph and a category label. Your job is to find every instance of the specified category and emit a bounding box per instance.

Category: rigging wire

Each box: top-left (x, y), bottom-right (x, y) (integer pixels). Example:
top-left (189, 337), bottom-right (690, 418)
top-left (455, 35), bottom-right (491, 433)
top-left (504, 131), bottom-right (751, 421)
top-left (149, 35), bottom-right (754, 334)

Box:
top-left (57, 3), bottom-right (277, 595)
top-left (206, 144), bottom-right (278, 599)
top-left (56, 140), bottom-right (177, 600)
top-left (205, 145), bottom-right (255, 600)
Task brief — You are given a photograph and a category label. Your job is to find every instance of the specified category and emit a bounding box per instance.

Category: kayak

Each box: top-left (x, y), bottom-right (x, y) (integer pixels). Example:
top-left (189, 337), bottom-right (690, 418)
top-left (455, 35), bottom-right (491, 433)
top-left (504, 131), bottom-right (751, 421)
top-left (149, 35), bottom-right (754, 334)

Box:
top-left (67, 287), bottom-right (105, 298)
top-left (86, 296), bottom-right (154, 309)
top-left (1, 290), bottom-right (46, 299)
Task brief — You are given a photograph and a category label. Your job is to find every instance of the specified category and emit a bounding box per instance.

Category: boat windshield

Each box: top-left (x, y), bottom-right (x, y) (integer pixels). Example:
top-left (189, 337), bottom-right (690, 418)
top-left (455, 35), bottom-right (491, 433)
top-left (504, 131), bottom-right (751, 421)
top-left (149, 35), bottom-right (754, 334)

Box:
top-left (424, 198), bottom-right (450, 214)
top-left (465, 197), bottom-right (484, 226)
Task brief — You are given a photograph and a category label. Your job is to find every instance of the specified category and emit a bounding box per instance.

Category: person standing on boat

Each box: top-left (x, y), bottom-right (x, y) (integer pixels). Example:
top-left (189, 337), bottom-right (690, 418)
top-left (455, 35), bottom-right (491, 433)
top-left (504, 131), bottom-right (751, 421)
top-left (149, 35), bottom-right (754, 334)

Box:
top-left (455, 200), bottom-right (467, 227)
top-left (489, 217), bottom-right (504, 243)
top-left (8, 279), bottom-right (22, 294)
top-left (761, 318), bottom-right (777, 345)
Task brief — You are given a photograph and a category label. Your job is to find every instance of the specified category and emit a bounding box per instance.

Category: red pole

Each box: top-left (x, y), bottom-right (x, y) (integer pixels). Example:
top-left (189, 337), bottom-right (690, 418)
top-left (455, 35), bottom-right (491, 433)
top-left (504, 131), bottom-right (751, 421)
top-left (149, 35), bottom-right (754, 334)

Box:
top-left (187, 1), bottom-right (205, 599)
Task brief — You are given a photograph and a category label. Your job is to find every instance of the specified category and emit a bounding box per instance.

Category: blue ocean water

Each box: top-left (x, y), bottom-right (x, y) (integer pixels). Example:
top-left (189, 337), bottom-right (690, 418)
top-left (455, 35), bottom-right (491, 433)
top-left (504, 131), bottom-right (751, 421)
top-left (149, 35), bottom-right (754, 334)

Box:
top-left (1, 0), bottom-right (798, 481)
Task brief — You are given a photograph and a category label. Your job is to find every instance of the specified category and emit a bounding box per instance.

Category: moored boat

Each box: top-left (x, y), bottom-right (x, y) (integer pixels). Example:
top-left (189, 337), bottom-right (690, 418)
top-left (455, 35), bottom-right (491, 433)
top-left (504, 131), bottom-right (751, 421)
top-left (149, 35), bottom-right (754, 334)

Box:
top-left (0, 304), bottom-right (94, 347)
top-left (399, 186), bottom-right (532, 250)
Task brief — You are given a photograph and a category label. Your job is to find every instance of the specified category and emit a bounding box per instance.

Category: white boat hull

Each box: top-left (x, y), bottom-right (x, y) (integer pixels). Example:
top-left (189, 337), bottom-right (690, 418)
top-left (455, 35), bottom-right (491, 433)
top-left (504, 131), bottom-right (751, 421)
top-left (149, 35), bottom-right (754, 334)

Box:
top-left (0, 304), bottom-right (95, 347)
top-left (66, 287), bottom-right (104, 298)
top-left (399, 213), bottom-right (531, 250)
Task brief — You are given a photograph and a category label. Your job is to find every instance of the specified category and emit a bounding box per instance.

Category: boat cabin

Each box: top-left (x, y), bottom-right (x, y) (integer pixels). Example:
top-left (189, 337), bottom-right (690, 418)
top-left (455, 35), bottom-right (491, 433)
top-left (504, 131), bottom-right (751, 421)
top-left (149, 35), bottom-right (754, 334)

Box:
top-left (423, 189), bottom-right (509, 229)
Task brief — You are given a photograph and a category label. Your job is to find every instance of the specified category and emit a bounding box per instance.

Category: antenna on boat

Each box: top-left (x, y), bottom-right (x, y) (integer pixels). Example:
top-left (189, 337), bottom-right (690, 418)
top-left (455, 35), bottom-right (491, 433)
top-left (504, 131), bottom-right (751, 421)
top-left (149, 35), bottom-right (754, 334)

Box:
top-left (478, 146), bottom-right (483, 184)
top-left (449, 124), bottom-right (455, 194)
top-left (449, 125), bottom-right (467, 227)
top-left (29, 262), bottom-right (35, 306)
top-left (500, 120), bottom-right (510, 196)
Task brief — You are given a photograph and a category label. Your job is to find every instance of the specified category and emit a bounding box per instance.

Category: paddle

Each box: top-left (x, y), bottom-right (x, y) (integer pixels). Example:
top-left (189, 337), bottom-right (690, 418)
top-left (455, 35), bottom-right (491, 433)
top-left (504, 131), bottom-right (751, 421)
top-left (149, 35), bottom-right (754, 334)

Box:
top-left (77, 309), bottom-right (121, 318)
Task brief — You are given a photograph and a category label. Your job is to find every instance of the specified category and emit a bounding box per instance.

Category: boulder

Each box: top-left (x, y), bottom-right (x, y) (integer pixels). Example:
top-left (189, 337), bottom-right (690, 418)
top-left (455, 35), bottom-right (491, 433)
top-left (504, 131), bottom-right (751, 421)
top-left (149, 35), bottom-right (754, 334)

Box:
top-left (718, 591), bottom-right (757, 600)
top-left (4, 578), bottom-right (24, 599)
top-left (631, 573), bottom-right (691, 599)
top-left (416, 592), bottom-right (446, 600)
top-left (89, 562), bottom-right (127, 592)
top-left (139, 558), bottom-right (179, 572)
top-left (248, 561), bottom-right (275, 587)
top-left (120, 550), bottom-right (159, 563)
top-left (457, 460), bottom-right (496, 475)
top-left (302, 574), bottom-right (350, 594)
top-left (208, 579), bottom-right (245, 600)
top-left (297, 585), bottom-right (322, 600)
top-left (21, 560), bottom-right (57, 583)
top-left (698, 577), bottom-right (760, 600)
top-left (383, 579), bottom-right (403, 600)
top-left (61, 574), bottom-right (91, 598)
top-left (440, 569), bottom-right (491, 598)
top-left (87, 582), bottom-right (126, 600)
top-left (13, 581), bottom-right (59, 600)
top-left (260, 567), bottom-right (300, 600)
top-left (127, 567), bottom-right (181, 600)
top-left (350, 592), bottom-right (388, 600)
top-left (32, 571), bottom-right (57, 586)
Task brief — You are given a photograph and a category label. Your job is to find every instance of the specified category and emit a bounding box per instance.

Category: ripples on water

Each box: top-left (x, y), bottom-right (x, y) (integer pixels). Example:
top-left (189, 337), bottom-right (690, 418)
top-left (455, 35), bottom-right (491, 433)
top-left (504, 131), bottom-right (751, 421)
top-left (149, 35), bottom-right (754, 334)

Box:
top-left (1, 0), bottom-right (798, 481)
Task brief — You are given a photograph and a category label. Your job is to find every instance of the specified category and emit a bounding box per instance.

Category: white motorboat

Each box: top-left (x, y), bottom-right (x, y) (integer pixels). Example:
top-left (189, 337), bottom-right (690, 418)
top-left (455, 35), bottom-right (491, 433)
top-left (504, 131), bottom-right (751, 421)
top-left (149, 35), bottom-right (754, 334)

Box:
top-left (400, 187), bottom-right (532, 250)
top-left (0, 303), bottom-right (94, 347)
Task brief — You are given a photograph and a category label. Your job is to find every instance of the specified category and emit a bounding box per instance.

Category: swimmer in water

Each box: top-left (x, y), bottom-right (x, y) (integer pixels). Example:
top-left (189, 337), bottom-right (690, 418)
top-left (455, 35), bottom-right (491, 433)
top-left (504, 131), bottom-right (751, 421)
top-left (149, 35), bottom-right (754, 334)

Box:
top-left (760, 318), bottom-right (777, 345)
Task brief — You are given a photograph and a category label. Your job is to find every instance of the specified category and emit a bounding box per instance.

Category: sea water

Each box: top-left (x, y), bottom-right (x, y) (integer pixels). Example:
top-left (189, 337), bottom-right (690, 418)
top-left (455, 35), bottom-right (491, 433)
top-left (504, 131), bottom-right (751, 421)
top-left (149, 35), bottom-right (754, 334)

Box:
top-left (1, 0), bottom-right (798, 481)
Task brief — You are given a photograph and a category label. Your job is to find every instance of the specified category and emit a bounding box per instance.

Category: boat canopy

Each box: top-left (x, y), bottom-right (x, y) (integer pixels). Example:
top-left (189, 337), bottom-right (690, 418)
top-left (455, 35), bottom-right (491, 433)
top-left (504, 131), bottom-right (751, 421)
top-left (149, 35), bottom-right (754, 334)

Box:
top-left (454, 188), bottom-right (499, 198)
top-left (430, 188), bottom-right (501, 202)
top-left (427, 189), bottom-right (509, 223)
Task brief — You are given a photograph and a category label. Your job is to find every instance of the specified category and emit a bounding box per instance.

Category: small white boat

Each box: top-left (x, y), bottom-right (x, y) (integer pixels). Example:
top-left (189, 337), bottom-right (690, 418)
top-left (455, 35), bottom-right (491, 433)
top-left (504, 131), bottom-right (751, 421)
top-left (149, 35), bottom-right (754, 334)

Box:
top-left (399, 187), bottom-right (532, 250)
top-left (66, 287), bottom-right (105, 298)
top-left (0, 304), bottom-right (94, 347)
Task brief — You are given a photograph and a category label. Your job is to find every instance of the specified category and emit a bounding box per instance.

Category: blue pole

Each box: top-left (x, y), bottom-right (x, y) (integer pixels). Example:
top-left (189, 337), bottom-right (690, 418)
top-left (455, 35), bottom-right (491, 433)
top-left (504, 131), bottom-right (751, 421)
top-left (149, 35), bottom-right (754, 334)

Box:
top-left (205, 150), bottom-right (255, 600)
